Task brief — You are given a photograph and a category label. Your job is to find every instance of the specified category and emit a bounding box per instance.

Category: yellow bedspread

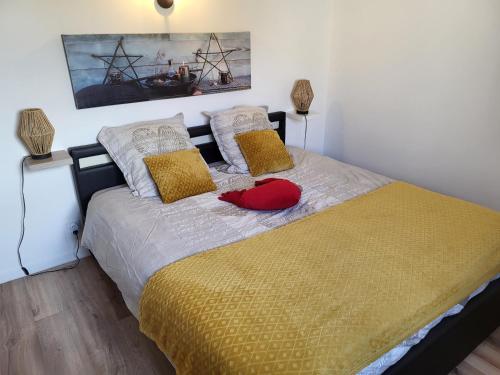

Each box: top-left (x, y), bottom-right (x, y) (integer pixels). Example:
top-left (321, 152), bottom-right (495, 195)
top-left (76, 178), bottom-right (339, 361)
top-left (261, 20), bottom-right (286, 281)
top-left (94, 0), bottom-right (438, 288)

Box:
top-left (140, 182), bottom-right (500, 375)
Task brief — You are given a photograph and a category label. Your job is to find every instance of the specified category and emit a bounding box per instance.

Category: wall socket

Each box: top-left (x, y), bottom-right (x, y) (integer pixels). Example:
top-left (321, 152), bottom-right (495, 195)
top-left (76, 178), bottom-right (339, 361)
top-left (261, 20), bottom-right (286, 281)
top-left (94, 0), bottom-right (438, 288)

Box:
top-left (69, 222), bottom-right (80, 235)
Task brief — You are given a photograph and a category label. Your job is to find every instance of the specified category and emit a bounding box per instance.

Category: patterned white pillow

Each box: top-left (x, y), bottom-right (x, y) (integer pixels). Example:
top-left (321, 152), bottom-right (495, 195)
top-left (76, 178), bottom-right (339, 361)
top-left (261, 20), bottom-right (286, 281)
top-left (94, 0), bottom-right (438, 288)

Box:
top-left (98, 113), bottom-right (194, 197)
top-left (206, 106), bottom-right (273, 173)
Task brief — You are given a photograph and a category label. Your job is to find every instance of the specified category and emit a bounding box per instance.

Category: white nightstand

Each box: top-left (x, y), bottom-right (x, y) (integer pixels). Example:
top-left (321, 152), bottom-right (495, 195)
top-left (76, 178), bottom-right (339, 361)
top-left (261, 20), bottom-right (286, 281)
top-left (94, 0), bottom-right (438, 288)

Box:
top-left (18, 149), bottom-right (78, 277)
top-left (286, 110), bottom-right (320, 122)
top-left (25, 150), bottom-right (73, 171)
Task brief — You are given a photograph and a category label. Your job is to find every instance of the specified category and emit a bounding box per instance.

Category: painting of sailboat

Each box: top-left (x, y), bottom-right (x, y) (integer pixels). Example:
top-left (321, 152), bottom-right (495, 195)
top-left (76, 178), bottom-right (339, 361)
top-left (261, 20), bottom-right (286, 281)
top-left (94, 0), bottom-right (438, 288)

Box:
top-left (61, 32), bottom-right (251, 109)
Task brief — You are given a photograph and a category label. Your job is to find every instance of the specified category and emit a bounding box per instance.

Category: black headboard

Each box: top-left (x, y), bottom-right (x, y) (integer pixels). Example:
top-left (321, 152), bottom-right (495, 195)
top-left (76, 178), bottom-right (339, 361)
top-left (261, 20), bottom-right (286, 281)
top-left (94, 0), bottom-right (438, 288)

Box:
top-left (69, 111), bottom-right (287, 217)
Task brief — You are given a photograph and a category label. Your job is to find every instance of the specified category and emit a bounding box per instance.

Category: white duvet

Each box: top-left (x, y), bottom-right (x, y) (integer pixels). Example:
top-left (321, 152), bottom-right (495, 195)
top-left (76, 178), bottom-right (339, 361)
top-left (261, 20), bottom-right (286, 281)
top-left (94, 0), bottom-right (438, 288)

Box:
top-left (81, 147), bottom-right (497, 374)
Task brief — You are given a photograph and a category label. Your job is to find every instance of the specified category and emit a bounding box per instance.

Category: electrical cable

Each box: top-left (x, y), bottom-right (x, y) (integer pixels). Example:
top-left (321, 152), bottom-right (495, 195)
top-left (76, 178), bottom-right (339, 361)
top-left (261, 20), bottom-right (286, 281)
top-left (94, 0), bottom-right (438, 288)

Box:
top-left (17, 156), bottom-right (29, 275)
top-left (17, 156), bottom-right (81, 277)
top-left (303, 114), bottom-right (309, 150)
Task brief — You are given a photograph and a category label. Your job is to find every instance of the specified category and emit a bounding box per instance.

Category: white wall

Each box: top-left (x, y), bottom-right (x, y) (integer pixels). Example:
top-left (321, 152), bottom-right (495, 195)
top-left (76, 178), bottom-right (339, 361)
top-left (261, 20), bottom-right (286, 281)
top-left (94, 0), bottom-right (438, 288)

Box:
top-left (0, 0), bottom-right (331, 283)
top-left (4, 0), bottom-right (498, 284)
top-left (326, 0), bottom-right (500, 211)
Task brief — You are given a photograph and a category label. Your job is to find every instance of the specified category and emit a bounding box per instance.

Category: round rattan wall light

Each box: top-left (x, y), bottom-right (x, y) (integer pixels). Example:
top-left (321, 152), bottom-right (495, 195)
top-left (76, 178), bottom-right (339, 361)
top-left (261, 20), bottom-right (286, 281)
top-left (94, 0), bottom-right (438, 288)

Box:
top-left (291, 80), bottom-right (314, 115)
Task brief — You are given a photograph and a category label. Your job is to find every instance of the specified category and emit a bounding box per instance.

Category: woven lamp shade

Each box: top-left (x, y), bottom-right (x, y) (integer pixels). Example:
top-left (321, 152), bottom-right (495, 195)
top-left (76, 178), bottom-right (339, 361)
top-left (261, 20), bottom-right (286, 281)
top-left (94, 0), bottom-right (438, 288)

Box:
top-left (291, 80), bottom-right (314, 115)
top-left (19, 108), bottom-right (55, 160)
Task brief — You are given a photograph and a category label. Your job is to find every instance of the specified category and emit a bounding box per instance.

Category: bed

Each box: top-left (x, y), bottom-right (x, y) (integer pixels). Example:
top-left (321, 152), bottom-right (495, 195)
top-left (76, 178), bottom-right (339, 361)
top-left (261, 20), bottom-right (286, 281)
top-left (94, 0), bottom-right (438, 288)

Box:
top-left (69, 111), bottom-right (500, 374)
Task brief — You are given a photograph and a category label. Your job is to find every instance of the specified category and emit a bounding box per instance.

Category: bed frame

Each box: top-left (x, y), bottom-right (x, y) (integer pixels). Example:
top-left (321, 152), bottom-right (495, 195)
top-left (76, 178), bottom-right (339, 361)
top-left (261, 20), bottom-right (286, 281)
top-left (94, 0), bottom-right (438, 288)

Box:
top-left (68, 110), bottom-right (500, 375)
top-left (69, 111), bottom-right (286, 216)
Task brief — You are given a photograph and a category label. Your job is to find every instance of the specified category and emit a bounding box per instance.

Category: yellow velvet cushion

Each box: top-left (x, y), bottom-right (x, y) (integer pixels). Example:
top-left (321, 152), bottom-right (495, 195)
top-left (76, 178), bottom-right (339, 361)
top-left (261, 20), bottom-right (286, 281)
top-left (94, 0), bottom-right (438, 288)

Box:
top-left (235, 129), bottom-right (294, 177)
top-left (144, 148), bottom-right (216, 204)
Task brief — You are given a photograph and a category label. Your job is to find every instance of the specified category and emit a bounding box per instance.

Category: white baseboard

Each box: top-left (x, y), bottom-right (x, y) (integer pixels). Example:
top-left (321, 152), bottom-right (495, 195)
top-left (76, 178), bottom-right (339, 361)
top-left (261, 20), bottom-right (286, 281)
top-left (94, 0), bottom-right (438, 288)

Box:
top-left (0, 249), bottom-right (90, 285)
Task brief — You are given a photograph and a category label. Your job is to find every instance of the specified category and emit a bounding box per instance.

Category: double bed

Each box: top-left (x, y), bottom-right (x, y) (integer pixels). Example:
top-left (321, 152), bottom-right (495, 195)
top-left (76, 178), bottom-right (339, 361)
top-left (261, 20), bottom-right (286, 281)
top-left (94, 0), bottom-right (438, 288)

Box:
top-left (69, 111), bottom-right (500, 374)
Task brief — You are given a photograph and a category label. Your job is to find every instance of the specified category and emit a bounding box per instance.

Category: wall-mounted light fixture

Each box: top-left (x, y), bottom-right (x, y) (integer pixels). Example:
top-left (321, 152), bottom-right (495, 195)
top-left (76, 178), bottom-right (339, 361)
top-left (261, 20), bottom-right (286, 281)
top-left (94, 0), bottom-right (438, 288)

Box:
top-left (291, 80), bottom-right (314, 115)
top-left (157, 0), bottom-right (174, 9)
top-left (19, 108), bottom-right (55, 159)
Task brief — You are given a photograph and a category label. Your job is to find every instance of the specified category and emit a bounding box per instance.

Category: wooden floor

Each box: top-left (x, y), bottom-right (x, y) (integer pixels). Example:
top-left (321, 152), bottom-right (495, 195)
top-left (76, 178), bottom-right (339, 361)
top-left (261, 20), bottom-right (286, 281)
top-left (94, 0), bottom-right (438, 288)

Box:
top-left (0, 257), bottom-right (174, 375)
top-left (451, 330), bottom-right (500, 375)
top-left (0, 257), bottom-right (498, 375)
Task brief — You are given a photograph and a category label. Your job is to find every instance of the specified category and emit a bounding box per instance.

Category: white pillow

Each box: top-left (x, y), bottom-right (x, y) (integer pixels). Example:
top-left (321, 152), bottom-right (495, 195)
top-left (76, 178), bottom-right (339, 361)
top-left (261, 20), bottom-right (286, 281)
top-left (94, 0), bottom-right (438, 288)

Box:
top-left (205, 106), bottom-right (273, 173)
top-left (98, 113), bottom-right (194, 197)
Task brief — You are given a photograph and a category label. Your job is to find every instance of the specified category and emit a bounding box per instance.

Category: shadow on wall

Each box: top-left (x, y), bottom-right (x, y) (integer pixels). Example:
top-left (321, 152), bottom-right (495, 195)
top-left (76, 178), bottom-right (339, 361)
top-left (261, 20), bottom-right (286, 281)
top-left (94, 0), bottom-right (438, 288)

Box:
top-left (324, 101), bottom-right (345, 160)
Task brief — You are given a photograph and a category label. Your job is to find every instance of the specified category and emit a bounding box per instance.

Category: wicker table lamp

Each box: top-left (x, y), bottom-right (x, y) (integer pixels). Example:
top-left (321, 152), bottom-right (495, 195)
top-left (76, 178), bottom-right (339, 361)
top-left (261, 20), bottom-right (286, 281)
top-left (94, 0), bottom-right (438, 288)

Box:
top-left (19, 108), bottom-right (55, 160)
top-left (291, 80), bottom-right (314, 115)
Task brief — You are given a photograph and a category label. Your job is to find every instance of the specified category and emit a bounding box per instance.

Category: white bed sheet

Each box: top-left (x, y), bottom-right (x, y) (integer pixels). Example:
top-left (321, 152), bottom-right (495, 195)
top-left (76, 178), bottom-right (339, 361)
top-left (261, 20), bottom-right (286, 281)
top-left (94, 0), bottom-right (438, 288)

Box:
top-left (81, 147), bottom-right (498, 374)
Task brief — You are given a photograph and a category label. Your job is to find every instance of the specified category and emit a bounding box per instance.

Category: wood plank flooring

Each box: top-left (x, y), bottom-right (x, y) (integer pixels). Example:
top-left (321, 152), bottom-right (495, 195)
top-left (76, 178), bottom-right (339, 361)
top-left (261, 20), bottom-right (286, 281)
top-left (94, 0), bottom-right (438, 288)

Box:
top-left (0, 257), bottom-right (174, 375)
top-left (451, 328), bottom-right (500, 375)
top-left (0, 257), bottom-right (498, 374)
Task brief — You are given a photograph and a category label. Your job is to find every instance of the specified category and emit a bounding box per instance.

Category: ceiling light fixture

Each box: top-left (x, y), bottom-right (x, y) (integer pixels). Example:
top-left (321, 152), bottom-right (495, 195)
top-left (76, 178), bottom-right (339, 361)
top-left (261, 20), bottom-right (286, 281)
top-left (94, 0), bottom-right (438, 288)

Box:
top-left (157, 0), bottom-right (174, 9)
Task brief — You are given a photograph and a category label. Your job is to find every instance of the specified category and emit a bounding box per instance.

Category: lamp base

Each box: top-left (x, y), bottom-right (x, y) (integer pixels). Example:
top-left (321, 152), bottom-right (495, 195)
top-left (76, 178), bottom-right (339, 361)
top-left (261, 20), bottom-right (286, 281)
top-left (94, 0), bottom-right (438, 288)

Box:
top-left (31, 152), bottom-right (52, 160)
top-left (296, 110), bottom-right (309, 115)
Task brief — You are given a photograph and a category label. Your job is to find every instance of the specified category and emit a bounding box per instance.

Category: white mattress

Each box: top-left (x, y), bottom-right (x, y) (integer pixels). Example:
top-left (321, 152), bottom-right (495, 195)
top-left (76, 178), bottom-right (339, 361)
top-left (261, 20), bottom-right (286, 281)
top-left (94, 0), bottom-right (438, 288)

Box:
top-left (81, 147), bottom-right (498, 374)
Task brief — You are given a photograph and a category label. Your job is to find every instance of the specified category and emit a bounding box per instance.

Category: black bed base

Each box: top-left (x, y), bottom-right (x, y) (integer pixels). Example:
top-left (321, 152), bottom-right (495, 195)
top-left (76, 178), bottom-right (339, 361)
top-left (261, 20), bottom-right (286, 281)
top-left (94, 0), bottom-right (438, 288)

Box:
top-left (385, 277), bottom-right (500, 374)
top-left (68, 111), bottom-right (500, 375)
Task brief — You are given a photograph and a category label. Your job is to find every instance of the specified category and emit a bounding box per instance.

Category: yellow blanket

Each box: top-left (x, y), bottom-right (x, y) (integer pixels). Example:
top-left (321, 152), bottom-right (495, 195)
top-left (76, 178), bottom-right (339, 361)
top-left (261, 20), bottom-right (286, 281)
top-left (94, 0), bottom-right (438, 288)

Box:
top-left (140, 182), bottom-right (500, 374)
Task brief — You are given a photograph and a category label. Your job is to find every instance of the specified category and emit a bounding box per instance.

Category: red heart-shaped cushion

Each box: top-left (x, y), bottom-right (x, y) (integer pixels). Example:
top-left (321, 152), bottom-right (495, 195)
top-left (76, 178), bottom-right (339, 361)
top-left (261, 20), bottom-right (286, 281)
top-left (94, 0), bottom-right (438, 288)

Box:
top-left (219, 179), bottom-right (301, 211)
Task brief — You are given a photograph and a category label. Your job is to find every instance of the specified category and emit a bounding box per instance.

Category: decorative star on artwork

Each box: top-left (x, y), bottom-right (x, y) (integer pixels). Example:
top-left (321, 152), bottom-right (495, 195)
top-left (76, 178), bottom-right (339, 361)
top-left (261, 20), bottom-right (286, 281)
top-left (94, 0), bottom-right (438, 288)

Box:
top-left (92, 36), bottom-right (143, 85)
top-left (195, 33), bottom-right (240, 85)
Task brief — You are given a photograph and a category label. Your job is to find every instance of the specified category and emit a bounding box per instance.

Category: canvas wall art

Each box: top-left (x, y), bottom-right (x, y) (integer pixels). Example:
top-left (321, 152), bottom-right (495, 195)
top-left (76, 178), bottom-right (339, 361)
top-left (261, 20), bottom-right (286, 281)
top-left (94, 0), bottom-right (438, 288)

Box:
top-left (61, 32), bottom-right (251, 109)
